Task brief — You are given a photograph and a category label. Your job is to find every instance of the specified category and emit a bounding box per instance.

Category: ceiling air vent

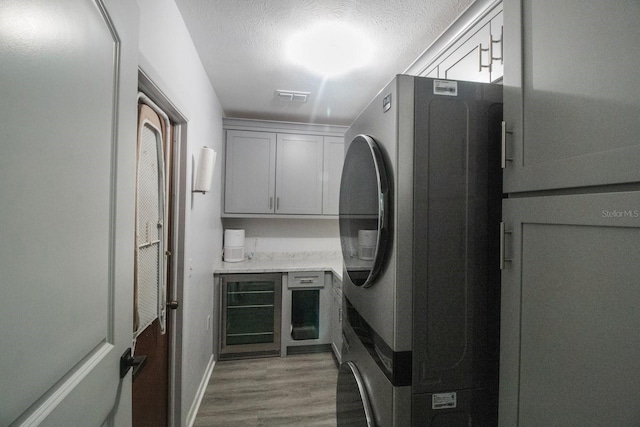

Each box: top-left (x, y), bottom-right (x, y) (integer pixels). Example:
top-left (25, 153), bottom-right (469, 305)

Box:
top-left (276, 90), bottom-right (310, 103)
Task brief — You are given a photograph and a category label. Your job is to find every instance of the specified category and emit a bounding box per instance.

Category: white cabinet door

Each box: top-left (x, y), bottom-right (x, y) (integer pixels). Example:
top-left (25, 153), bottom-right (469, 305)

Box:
top-left (322, 136), bottom-right (344, 215)
top-left (418, 6), bottom-right (503, 83)
top-left (503, 0), bottom-right (640, 193)
top-left (500, 192), bottom-right (640, 426)
top-left (439, 22), bottom-right (492, 83)
top-left (275, 133), bottom-right (324, 215)
top-left (0, 0), bottom-right (137, 424)
top-left (224, 130), bottom-right (276, 214)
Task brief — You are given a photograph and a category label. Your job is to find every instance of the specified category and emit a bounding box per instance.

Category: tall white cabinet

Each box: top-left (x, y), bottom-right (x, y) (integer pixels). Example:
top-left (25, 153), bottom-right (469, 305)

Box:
top-left (500, 193), bottom-right (640, 426)
top-left (499, 1), bottom-right (640, 425)
top-left (222, 119), bottom-right (346, 217)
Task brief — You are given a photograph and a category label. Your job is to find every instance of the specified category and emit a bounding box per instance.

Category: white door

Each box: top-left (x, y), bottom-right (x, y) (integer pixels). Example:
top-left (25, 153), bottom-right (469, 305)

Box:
top-left (0, 0), bottom-right (138, 425)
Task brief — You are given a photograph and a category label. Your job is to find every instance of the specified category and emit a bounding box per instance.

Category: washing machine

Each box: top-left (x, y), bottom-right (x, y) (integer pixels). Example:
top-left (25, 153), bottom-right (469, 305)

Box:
top-left (336, 75), bottom-right (503, 426)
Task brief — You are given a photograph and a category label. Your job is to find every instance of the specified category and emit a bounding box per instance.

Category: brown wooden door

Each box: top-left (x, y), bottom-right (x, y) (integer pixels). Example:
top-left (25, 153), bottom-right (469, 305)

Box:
top-left (133, 318), bottom-right (170, 426)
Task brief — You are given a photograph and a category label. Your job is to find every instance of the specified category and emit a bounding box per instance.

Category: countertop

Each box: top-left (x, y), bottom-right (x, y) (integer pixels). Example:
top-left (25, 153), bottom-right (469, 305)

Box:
top-left (214, 251), bottom-right (343, 280)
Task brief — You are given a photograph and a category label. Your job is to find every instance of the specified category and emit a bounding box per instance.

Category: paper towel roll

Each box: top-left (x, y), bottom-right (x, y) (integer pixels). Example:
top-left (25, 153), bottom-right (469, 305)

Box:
top-left (194, 147), bottom-right (216, 192)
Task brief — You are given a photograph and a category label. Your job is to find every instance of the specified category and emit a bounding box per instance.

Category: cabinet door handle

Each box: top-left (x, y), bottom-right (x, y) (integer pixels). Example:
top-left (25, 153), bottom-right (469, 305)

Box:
top-left (479, 43), bottom-right (492, 72)
top-left (500, 222), bottom-right (513, 270)
top-left (276, 197), bottom-right (280, 211)
top-left (269, 196), bottom-right (273, 210)
top-left (491, 26), bottom-right (503, 63)
top-left (501, 121), bottom-right (514, 169)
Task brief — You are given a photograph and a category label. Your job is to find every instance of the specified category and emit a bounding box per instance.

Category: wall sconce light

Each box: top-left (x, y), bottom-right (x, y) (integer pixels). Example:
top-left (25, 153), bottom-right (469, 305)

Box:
top-left (193, 146), bottom-right (216, 193)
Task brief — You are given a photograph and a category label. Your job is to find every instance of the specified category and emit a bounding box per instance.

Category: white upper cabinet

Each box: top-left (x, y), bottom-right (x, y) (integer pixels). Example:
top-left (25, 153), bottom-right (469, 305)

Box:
top-left (438, 19), bottom-right (492, 83)
top-left (438, 9), bottom-right (503, 83)
top-left (222, 119), bottom-right (346, 217)
top-left (322, 137), bottom-right (345, 215)
top-left (275, 133), bottom-right (324, 214)
top-left (224, 130), bottom-right (277, 214)
top-left (502, 0), bottom-right (640, 193)
top-left (409, 3), bottom-right (504, 84)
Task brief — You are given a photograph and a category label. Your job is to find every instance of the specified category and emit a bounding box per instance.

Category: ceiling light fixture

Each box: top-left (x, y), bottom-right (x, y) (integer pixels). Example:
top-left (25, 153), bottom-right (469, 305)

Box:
top-left (286, 22), bottom-right (374, 78)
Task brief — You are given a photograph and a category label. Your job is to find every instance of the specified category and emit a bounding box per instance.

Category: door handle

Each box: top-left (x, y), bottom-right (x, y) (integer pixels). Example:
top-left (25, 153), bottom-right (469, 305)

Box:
top-left (166, 300), bottom-right (179, 310)
top-left (120, 347), bottom-right (147, 380)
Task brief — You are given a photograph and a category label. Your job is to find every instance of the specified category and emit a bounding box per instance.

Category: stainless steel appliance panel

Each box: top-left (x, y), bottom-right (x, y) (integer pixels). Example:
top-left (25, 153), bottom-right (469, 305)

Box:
top-left (338, 75), bottom-right (502, 426)
top-left (343, 75), bottom-right (416, 353)
top-left (412, 79), bottom-right (503, 394)
top-left (340, 301), bottom-right (392, 426)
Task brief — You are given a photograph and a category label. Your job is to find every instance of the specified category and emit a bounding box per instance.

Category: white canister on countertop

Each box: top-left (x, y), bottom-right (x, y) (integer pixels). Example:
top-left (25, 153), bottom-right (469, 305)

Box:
top-left (224, 229), bottom-right (245, 262)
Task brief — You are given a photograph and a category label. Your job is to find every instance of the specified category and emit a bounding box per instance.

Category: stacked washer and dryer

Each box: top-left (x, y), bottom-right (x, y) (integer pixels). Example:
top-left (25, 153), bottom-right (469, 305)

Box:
top-left (336, 75), bottom-right (503, 426)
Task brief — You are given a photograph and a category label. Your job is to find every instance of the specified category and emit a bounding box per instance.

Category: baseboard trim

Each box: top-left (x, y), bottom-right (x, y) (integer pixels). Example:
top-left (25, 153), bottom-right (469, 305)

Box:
top-left (286, 343), bottom-right (332, 355)
top-left (185, 354), bottom-right (215, 427)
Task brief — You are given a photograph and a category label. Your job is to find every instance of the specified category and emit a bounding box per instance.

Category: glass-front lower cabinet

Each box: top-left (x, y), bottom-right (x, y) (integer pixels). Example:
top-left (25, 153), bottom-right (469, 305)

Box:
top-left (220, 273), bottom-right (282, 359)
top-left (281, 271), bottom-right (332, 355)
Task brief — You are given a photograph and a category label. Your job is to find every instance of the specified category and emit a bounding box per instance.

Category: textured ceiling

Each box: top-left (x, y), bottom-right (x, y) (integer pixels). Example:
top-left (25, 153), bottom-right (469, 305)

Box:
top-left (173, 0), bottom-right (474, 126)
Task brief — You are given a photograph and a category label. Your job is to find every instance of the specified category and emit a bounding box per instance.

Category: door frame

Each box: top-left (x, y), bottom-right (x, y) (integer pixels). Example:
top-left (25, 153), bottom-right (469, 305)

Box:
top-left (138, 68), bottom-right (188, 427)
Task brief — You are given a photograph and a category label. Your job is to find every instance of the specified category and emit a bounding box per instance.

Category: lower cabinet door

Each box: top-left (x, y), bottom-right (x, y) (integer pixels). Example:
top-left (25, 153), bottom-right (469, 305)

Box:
top-left (500, 192), bottom-right (640, 426)
top-left (221, 273), bottom-right (282, 358)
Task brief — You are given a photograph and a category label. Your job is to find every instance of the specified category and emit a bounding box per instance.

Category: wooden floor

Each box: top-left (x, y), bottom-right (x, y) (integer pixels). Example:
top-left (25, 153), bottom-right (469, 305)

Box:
top-left (194, 352), bottom-right (339, 426)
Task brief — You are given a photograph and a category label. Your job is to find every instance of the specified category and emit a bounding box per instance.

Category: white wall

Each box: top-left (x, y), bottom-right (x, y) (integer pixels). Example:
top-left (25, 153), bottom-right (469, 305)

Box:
top-left (222, 218), bottom-right (341, 255)
top-left (136, 0), bottom-right (224, 425)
